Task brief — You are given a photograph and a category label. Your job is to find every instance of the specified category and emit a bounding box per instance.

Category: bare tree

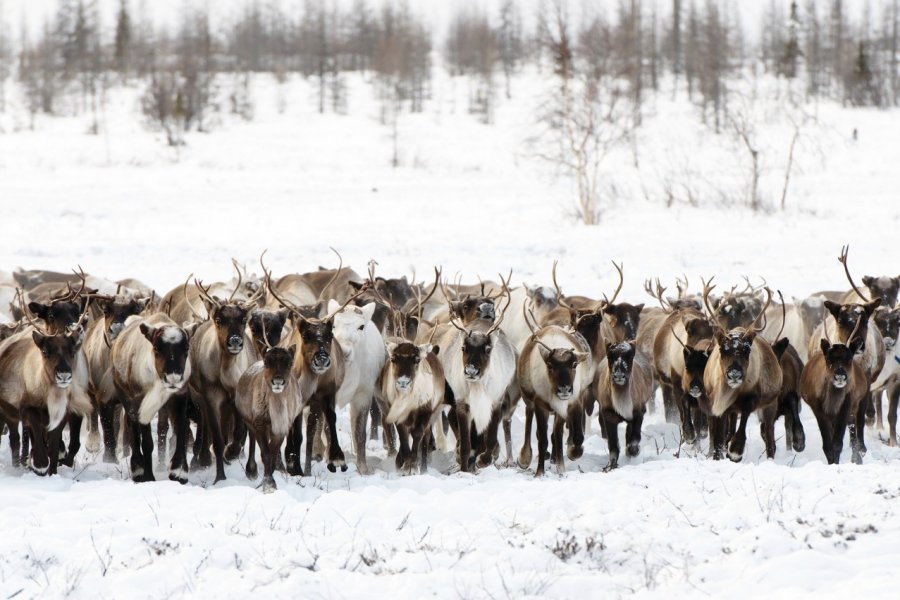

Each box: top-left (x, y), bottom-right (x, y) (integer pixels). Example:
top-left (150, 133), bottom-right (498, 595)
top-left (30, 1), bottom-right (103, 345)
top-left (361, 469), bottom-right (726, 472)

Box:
top-left (0, 0), bottom-right (10, 113)
top-left (533, 1), bottom-right (633, 225)
top-left (114, 0), bottom-right (132, 80)
top-left (445, 10), bottom-right (497, 123)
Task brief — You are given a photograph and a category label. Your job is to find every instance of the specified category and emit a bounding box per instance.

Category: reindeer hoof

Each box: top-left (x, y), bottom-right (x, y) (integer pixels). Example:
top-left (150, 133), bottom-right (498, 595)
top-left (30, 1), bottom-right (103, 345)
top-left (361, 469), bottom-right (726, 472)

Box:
top-left (30, 463), bottom-right (50, 477)
top-left (168, 468), bottom-right (189, 485)
top-left (889, 437), bottom-right (898, 448)
top-left (340, 464), bottom-right (348, 472)
top-left (626, 442), bottom-right (641, 457)
top-left (356, 462), bottom-right (370, 476)
top-left (327, 463), bottom-right (336, 473)
top-left (567, 445), bottom-right (584, 460)
top-left (475, 453), bottom-right (493, 469)
top-left (59, 455), bottom-right (75, 468)
top-left (213, 472), bottom-right (226, 484)
top-left (517, 449), bottom-right (532, 469)
top-left (86, 431), bottom-right (102, 453)
top-left (245, 462), bottom-right (258, 480)
top-left (727, 449), bottom-right (743, 462)
top-left (260, 477), bottom-right (277, 493)
top-left (534, 468), bottom-right (545, 478)
top-left (602, 461), bottom-right (617, 473)
top-left (224, 444), bottom-right (243, 462)
top-left (852, 452), bottom-right (863, 465)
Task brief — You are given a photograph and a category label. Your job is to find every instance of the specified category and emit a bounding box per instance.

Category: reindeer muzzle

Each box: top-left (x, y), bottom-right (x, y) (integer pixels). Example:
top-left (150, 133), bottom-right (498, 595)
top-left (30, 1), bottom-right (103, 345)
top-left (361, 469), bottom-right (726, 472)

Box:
top-left (556, 385), bottom-right (574, 401)
top-left (226, 335), bottom-right (244, 354)
top-left (832, 372), bottom-right (848, 389)
top-left (464, 364), bottom-right (481, 380)
top-left (55, 372), bottom-right (73, 388)
top-left (270, 378), bottom-right (286, 394)
top-left (395, 375), bottom-right (412, 391)
top-left (164, 372), bottom-right (184, 390)
top-left (726, 367), bottom-right (743, 388)
top-left (108, 322), bottom-right (125, 340)
top-left (478, 303), bottom-right (495, 321)
top-left (884, 337), bottom-right (895, 351)
top-left (312, 353), bottom-right (331, 374)
top-left (689, 385), bottom-right (703, 398)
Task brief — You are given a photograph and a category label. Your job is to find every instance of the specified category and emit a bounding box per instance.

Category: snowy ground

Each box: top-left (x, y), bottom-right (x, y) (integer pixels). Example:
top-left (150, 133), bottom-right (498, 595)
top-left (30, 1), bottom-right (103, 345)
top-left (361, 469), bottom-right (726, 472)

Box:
top-left (1, 68), bottom-right (899, 598)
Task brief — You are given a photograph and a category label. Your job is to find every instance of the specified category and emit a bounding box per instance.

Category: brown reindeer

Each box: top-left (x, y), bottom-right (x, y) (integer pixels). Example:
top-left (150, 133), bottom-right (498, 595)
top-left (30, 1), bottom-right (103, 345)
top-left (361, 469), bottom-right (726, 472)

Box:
top-left (801, 320), bottom-right (868, 464)
top-left (595, 340), bottom-right (654, 471)
top-left (379, 340), bottom-right (445, 474)
top-left (111, 313), bottom-right (195, 482)
top-left (0, 311), bottom-right (91, 475)
top-left (188, 279), bottom-right (265, 483)
top-left (701, 282), bottom-right (782, 461)
top-left (235, 340), bottom-right (304, 492)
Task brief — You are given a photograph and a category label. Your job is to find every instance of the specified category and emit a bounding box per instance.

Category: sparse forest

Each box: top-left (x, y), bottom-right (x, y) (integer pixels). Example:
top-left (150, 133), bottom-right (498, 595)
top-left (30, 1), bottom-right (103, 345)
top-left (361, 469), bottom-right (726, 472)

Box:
top-left (2, 0), bottom-right (900, 221)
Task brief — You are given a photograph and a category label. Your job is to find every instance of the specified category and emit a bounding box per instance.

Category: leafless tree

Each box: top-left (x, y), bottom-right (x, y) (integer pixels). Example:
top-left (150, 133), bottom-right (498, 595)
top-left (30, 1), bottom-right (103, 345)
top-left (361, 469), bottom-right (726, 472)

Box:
top-left (445, 10), bottom-right (497, 123)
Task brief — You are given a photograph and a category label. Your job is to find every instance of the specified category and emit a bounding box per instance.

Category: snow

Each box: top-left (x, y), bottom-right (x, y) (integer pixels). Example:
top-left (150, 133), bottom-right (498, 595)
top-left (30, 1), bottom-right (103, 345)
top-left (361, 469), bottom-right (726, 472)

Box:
top-left (1, 41), bottom-right (900, 600)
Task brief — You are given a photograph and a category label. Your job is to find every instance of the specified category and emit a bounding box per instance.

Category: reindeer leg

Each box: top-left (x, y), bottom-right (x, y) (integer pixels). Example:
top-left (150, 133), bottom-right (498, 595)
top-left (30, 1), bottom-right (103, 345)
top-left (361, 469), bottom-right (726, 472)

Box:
top-left (22, 409), bottom-right (48, 475)
top-left (874, 390), bottom-right (885, 433)
top-left (168, 395), bottom-right (189, 484)
top-left (351, 400), bottom-right (370, 475)
top-left (156, 404), bottom-right (170, 468)
top-left (225, 404), bottom-right (246, 462)
top-left (420, 421), bottom-right (432, 474)
top-left (245, 430), bottom-right (258, 480)
top-left (47, 422), bottom-right (64, 476)
top-left (627, 408), bottom-right (644, 458)
top-left (662, 382), bottom-right (679, 424)
top-left (302, 410), bottom-right (317, 475)
top-left (21, 422), bottom-right (31, 467)
top-left (86, 403), bottom-right (101, 453)
top-left (788, 392), bottom-right (806, 452)
top-left (502, 413), bottom-right (514, 466)
top-left (323, 395), bottom-right (346, 473)
top-left (128, 419), bottom-right (146, 481)
top-left (369, 400), bottom-right (381, 441)
top-left (206, 400), bottom-right (228, 483)
top-left (602, 410), bottom-right (620, 471)
top-left (456, 403), bottom-right (472, 473)
top-left (99, 401), bottom-right (118, 463)
top-left (856, 393), bottom-right (869, 456)
top-left (567, 401), bottom-right (585, 461)
top-left (760, 405), bottom-right (777, 459)
top-left (836, 402), bottom-right (853, 465)
top-left (709, 415), bottom-right (726, 460)
top-left (534, 406), bottom-right (550, 477)
top-left (865, 390), bottom-right (876, 428)
top-left (5, 417), bottom-right (21, 467)
top-left (677, 390), bottom-right (696, 445)
top-left (395, 423), bottom-right (411, 472)
top-left (518, 402), bottom-right (534, 469)
top-left (140, 423), bottom-right (155, 481)
top-left (476, 410), bottom-right (501, 469)
top-left (888, 383), bottom-right (900, 447)
top-left (551, 413), bottom-right (566, 475)
top-left (726, 401), bottom-right (754, 462)
top-left (262, 434), bottom-right (281, 493)
top-left (61, 414), bottom-right (82, 468)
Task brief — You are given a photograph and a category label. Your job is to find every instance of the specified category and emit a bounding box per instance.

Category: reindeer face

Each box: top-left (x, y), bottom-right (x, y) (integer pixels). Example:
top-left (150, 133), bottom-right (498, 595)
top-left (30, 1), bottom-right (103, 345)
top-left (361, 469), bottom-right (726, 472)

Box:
top-left (820, 339), bottom-right (861, 388)
top-left (29, 298), bottom-right (89, 337)
top-left (141, 324), bottom-right (191, 391)
top-left (603, 303), bottom-right (643, 342)
top-left (525, 285), bottom-right (557, 313)
top-left (571, 309), bottom-right (603, 346)
top-left (101, 298), bottom-right (147, 342)
top-left (451, 296), bottom-right (495, 324)
top-left (374, 276), bottom-right (415, 308)
top-left (249, 309), bottom-right (288, 352)
top-left (824, 300), bottom-right (880, 354)
top-left (263, 346), bottom-right (295, 394)
top-left (874, 307), bottom-right (900, 352)
top-left (388, 341), bottom-right (434, 392)
top-left (681, 346), bottom-right (711, 399)
top-left (683, 316), bottom-right (713, 346)
top-left (668, 297), bottom-right (702, 311)
top-left (539, 346), bottom-right (586, 401)
top-left (798, 296), bottom-right (826, 333)
top-left (211, 304), bottom-right (250, 355)
top-left (461, 332), bottom-right (492, 381)
top-left (715, 331), bottom-right (755, 389)
top-left (862, 276), bottom-right (900, 308)
top-left (717, 296), bottom-right (750, 330)
top-left (330, 301), bottom-right (376, 362)
top-left (33, 331), bottom-right (81, 389)
top-left (298, 318), bottom-right (334, 375)
top-left (606, 341), bottom-right (635, 387)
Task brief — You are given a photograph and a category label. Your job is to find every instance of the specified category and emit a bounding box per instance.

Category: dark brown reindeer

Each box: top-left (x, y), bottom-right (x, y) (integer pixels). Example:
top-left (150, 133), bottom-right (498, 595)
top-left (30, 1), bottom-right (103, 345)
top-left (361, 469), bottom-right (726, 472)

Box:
top-left (517, 303), bottom-right (591, 476)
top-left (235, 335), bottom-right (303, 492)
top-left (701, 282), bottom-right (783, 461)
top-left (0, 308), bottom-right (91, 475)
top-left (379, 340), bottom-right (445, 474)
top-left (595, 340), bottom-right (654, 471)
top-left (801, 319), bottom-right (868, 465)
top-left (111, 313), bottom-right (195, 482)
top-left (870, 306), bottom-right (900, 442)
top-left (188, 278), bottom-right (266, 483)
top-left (264, 258), bottom-right (367, 475)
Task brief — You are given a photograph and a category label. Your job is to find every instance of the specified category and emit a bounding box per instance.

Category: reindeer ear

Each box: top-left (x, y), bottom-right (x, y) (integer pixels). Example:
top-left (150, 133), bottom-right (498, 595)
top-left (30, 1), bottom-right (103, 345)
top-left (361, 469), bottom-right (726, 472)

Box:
top-left (862, 276), bottom-right (874, 288)
top-left (32, 331), bottom-right (47, 348)
top-left (360, 302), bottom-right (376, 322)
top-left (634, 303), bottom-right (644, 313)
top-left (348, 281), bottom-right (364, 291)
top-left (850, 336), bottom-right (864, 355)
top-left (773, 337), bottom-right (790, 357)
top-left (824, 301), bottom-right (842, 318)
top-left (327, 299), bottom-right (341, 314)
top-left (538, 345), bottom-right (551, 362)
top-left (820, 338), bottom-right (831, 354)
top-left (385, 341), bottom-right (398, 355)
top-left (449, 301), bottom-right (462, 317)
top-left (431, 344), bottom-right (440, 356)
top-left (200, 297), bottom-right (217, 315)
top-left (865, 298), bottom-right (882, 314)
top-left (287, 344), bottom-right (297, 359)
top-left (277, 308), bottom-right (290, 323)
top-left (419, 343), bottom-right (433, 358)
top-left (182, 322), bottom-right (200, 340)
top-left (28, 302), bottom-right (49, 320)
top-left (744, 331), bottom-right (756, 344)
top-left (134, 299), bottom-right (149, 313)
top-left (573, 351), bottom-right (589, 364)
top-left (140, 322), bottom-right (155, 342)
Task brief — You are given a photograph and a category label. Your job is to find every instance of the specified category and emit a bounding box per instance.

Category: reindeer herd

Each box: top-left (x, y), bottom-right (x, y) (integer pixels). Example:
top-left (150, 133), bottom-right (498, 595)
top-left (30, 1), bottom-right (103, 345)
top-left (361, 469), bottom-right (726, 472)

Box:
top-left (0, 246), bottom-right (898, 492)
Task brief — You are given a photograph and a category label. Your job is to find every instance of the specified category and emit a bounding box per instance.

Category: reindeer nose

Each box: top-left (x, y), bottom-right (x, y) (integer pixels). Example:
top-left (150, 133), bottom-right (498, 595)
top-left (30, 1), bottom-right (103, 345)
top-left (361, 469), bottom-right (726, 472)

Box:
top-left (164, 373), bottom-right (183, 387)
top-left (396, 375), bottom-right (412, 390)
top-left (464, 364), bottom-right (480, 379)
top-left (108, 322), bottom-right (124, 338)
top-left (227, 335), bottom-right (244, 353)
top-left (556, 385), bottom-right (573, 399)
top-left (479, 303), bottom-right (495, 320)
top-left (270, 377), bottom-right (286, 393)
top-left (689, 385), bottom-right (702, 398)
top-left (313, 353), bottom-right (331, 371)
top-left (55, 372), bottom-right (73, 387)
top-left (885, 337), bottom-right (895, 351)
top-left (833, 373), bottom-right (848, 388)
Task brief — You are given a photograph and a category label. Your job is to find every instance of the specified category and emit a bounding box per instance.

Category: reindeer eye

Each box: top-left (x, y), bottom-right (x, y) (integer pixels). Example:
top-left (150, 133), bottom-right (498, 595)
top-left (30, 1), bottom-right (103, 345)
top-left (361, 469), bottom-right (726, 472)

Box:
top-left (215, 318), bottom-right (222, 325)
top-left (358, 325), bottom-right (364, 331)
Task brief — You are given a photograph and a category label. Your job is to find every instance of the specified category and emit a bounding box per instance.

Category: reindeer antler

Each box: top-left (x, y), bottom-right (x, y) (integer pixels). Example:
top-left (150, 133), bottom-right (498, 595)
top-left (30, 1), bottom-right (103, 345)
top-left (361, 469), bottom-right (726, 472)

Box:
top-left (746, 287), bottom-right (773, 334)
top-left (774, 290), bottom-right (787, 342)
top-left (181, 274), bottom-right (206, 321)
top-left (644, 278), bottom-right (670, 310)
top-left (701, 276), bottom-right (726, 333)
top-left (317, 247), bottom-right (344, 302)
top-left (194, 279), bottom-right (222, 313)
top-left (17, 287), bottom-right (49, 336)
top-left (838, 245), bottom-right (871, 302)
top-left (602, 261), bottom-right (624, 306)
top-left (228, 258), bottom-right (243, 302)
top-left (486, 271), bottom-right (513, 336)
top-left (551, 261), bottom-right (574, 311)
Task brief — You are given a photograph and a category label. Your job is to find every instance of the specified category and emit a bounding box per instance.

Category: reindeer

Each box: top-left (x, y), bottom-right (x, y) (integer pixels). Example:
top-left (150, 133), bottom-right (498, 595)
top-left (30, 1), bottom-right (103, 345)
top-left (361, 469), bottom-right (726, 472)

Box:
top-left (761, 294), bottom-right (827, 362)
top-left (235, 338), bottom-right (303, 492)
top-left (187, 279), bottom-right (265, 483)
top-left (869, 306), bottom-right (900, 440)
top-left (379, 340), bottom-right (445, 474)
top-left (801, 319), bottom-right (868, 465)
top-left (807, 247), bottom-right (886, 457)
top-left (0, 310), bottom-right (91, 475)
top-left (430, 275), bottom-right (516, 472)
top-left (517, 305), bottom-right (591, 476)
top-left (264, 258), bottom-right (366, 475)
top-left (701, 282), bottom-right (782, 461)
top-left (83, 294), bottom-right (150, 462)
top-left (111, 313), bottom-right (195, 482)
top-left (595, 340), bottom-right (654, 471)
